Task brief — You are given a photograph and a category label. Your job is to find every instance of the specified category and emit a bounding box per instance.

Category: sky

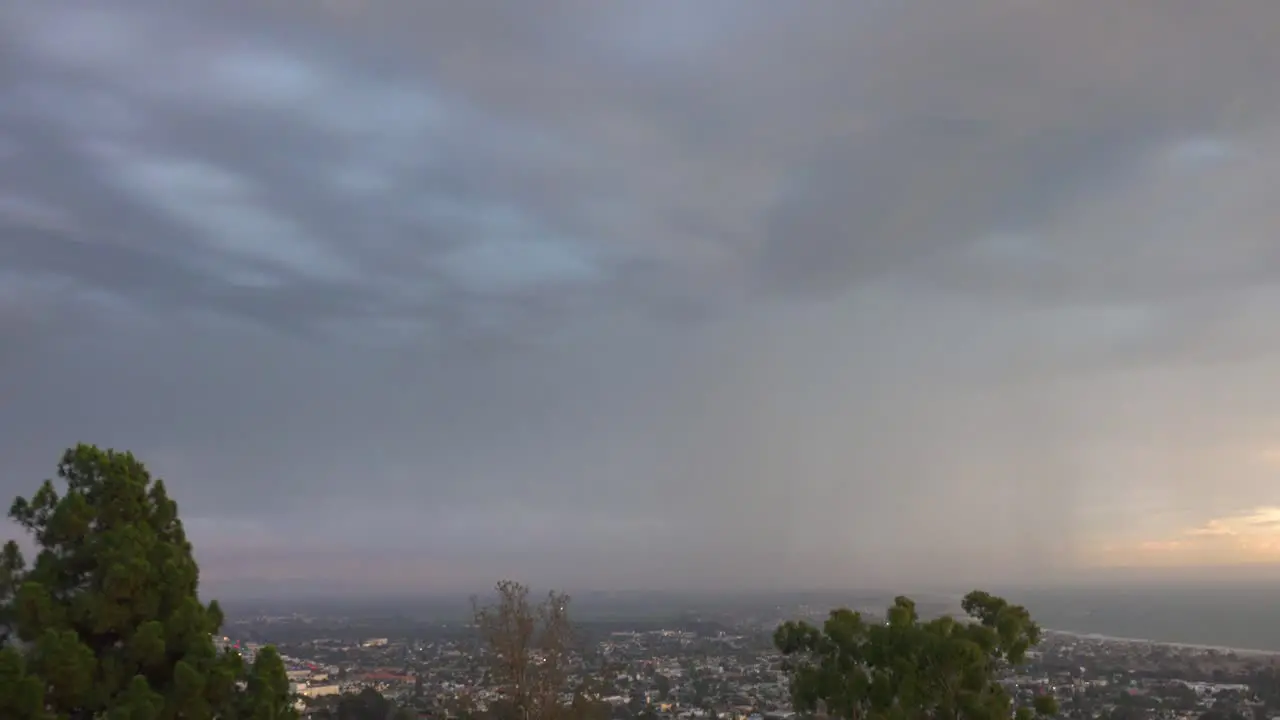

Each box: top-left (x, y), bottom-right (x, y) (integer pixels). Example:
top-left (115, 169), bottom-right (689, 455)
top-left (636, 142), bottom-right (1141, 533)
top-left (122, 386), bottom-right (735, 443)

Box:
top-left (4, 0), bottom-right (1280, 598)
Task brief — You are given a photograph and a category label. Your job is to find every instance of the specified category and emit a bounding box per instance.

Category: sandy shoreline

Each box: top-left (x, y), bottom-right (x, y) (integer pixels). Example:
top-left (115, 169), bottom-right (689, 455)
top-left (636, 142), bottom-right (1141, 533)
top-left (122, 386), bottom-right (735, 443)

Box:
top-left (1044, 628), bottom-right (1280, 656)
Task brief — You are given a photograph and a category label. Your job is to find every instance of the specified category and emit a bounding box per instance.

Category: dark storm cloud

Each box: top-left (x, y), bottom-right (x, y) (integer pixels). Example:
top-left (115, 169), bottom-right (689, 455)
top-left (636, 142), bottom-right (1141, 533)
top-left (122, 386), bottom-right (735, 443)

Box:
top-left (5, 0), bottom-right (1280, 595)
top-left (752, 1), bottom-right (1280, 303)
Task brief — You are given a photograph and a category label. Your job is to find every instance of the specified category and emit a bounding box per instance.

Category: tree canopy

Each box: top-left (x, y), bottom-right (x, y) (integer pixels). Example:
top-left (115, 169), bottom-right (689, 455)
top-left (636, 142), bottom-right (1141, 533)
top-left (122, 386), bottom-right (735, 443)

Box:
top-left (472, 580), bottom-right (576, 720)
top-left (775, 591), bottom-right (1059, 720)
top-left (0, 443), bottom-right (296, 719)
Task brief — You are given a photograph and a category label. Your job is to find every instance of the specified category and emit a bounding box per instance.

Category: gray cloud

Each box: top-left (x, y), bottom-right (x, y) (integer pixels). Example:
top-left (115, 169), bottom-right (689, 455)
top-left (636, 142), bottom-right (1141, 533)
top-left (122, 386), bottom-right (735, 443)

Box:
top-left (4, 0), bottom-right (1280, 597)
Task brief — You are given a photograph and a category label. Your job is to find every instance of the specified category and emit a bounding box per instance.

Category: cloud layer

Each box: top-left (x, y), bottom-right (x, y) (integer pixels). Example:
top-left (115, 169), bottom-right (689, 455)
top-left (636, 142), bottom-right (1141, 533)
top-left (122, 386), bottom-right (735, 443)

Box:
top-left (1103, 507), bottom-right (1280, 568)
top-left (4, 0), bottom-right (1280, 596)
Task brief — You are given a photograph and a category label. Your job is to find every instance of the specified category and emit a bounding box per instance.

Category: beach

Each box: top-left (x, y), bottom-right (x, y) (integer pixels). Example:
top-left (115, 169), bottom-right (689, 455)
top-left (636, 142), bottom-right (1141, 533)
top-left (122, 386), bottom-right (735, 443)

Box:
top-left (1044, 628), bottom-right (1280, 657)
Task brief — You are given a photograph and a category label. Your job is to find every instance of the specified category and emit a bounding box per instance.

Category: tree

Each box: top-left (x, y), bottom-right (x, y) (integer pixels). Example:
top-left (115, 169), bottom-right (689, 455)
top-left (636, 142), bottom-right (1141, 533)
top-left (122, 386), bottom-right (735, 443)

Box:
top-left (239, 646), bottom-right (297, 719)
top-left (0, 645), bottom-right (47, 719)
top-left (1248, 667), bottom-right (1280, 710)
top-left (472, 580), bottom-right (574, 720)
top-left (0, 444), bottom-right (298, 719)
top-left (568, 664), bottom-right (616, 720)
top-left (654, 673), bottom-right (672, 700)
top-left (334, 687), bottom-right (393, 720)
top-left (775, 591), bottom-right (1059, 720)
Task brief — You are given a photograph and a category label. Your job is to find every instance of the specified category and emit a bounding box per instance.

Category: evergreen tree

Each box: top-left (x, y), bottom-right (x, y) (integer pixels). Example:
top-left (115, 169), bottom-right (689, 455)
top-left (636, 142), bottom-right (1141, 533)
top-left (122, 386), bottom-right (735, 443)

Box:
top-left (0, 444), bottom-right (298, 719)
top-left (775, 591), bottom-right (1059, 720)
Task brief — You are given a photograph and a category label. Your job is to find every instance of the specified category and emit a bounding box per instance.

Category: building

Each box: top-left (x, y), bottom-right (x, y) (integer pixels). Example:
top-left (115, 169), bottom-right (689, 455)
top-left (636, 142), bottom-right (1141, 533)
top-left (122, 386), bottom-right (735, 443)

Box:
top-left (296, 684), bottom-right (342, 699)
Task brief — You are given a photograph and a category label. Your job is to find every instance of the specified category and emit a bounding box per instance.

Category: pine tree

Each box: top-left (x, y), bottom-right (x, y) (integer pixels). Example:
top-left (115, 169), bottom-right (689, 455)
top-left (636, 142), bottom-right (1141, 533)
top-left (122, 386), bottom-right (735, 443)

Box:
top-left (0, 444), bottom-right (298, 719)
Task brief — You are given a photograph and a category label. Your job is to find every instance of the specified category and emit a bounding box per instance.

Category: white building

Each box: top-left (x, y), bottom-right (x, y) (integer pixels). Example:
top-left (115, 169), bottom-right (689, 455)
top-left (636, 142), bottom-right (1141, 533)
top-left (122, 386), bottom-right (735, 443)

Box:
top-left (296, 684), bottom-right (342, 698)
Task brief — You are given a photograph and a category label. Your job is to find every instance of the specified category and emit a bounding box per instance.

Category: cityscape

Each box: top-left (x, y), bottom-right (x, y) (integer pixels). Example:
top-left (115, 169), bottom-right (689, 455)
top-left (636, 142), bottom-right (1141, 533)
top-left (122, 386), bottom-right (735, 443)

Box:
top-left (214, 594), bottom-right (1280, 720)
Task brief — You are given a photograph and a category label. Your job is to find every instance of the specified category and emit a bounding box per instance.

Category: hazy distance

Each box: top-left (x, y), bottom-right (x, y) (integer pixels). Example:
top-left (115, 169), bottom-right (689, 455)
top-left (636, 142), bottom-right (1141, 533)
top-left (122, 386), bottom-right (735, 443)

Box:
top-left (4, 1), bottom-right (1280, 599)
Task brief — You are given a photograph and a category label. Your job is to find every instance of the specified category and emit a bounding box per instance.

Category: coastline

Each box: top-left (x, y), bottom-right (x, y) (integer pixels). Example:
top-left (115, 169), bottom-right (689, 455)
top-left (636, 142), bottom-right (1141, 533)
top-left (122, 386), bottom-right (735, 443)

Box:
top-left (1044, 628), bottom-right (1280, 657)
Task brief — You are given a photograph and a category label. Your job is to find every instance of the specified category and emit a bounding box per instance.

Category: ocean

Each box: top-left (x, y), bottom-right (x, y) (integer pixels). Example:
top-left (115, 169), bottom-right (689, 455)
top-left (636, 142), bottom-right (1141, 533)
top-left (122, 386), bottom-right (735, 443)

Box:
top-left (1005, 582), bottom-right (1280, 652)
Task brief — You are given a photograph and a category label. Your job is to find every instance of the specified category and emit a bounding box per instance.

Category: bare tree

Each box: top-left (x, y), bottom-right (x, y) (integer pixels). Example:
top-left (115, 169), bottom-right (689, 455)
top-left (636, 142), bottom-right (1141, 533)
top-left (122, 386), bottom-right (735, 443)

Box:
top-left (472, 580), bottom-right (575, 720)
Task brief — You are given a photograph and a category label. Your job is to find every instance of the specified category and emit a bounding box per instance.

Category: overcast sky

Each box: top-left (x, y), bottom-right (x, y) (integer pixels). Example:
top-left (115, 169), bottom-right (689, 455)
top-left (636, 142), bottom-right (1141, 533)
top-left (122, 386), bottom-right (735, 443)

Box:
top-left (4, 0), bottom-right (1280, 598)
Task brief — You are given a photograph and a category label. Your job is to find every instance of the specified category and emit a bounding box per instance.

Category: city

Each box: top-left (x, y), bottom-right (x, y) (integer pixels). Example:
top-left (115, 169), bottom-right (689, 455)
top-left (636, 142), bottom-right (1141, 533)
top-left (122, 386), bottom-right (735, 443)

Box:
top-left (215, 596), bottom-right (1280, 720)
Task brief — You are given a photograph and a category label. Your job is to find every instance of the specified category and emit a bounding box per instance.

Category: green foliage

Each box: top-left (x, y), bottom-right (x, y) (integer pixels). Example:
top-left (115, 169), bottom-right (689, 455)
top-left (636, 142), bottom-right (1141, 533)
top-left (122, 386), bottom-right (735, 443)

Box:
top-left (238, 646), bottom-right (298, 719)
top-left (775, 591), bottom-right (1059, 720)
top-left (312, 687), bottom-right (394, 720)
top-left (0, 646), bottom-right (50, 719)
top-left (1249, 667), bottom-right (1280, 711)
top-left (0, 444), bottom-right (298, 719)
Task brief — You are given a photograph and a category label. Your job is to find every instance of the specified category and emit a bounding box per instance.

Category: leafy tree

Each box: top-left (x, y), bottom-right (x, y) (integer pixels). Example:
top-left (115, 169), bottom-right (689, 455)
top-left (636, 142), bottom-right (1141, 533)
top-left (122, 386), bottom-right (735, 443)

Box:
top-left (775, 591), bottom-right (1059, 720)
top-left (238, 645), bottom-right (297, 719)
top-left (306, 687), bottom-right (407, 720)
top-left (568, 667), bottom-right (616, 720)
top-left (333, 687), bottom-right (393, 720)
top-left (0, 444), bottom-right (298, 719)
top-left (568, 691), bottom-right (611, 720)
top-left (1248, 667), bottom-right (1280, 710)
top-left (654, 674), bottom-right (672, 700)
top-left (472, 580), bottom-right (574, 720)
